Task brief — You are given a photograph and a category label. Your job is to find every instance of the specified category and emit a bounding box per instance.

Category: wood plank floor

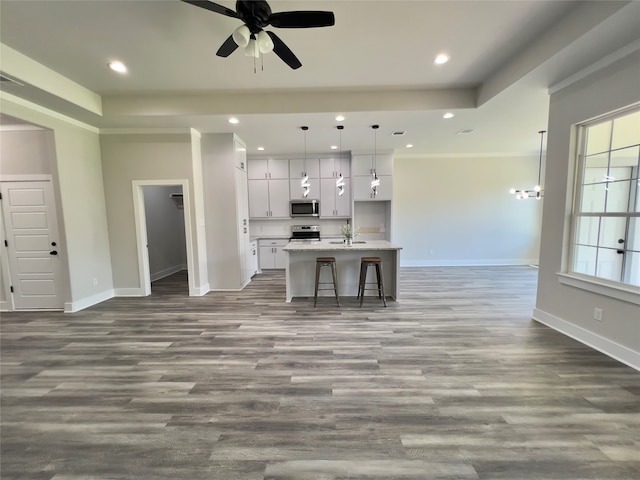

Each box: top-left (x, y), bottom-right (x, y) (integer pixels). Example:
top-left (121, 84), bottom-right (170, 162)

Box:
top-left (1, 266), bottom-right (639, 480)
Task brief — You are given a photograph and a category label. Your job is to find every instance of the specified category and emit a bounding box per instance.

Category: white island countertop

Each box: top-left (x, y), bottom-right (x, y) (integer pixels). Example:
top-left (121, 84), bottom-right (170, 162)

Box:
top-left (283, 239), bottom-right (402, 252)
top-left (283, 239), bottom-right (402, 302)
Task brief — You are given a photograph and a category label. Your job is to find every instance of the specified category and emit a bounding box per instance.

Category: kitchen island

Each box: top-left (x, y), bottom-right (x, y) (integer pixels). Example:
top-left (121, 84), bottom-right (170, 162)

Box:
top-left (282, 239), bottom-right (402, 302)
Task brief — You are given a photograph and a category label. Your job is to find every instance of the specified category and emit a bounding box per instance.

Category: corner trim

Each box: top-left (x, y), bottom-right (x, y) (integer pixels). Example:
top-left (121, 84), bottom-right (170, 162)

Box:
top-left (64, 289), bottom-right (114, 313)
top-left (533, 307), bottom-right (640, 372)
top-left (190, 283), bottom-right (210, 297)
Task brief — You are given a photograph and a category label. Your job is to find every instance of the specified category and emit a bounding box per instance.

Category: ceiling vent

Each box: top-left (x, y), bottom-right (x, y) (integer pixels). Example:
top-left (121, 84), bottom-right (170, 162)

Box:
top-left (0, 72), bottom-right (24, 87)
top-left (456, 129), bottom-right (475, 135)
top-left (391, 131), bottom-right (405, 136)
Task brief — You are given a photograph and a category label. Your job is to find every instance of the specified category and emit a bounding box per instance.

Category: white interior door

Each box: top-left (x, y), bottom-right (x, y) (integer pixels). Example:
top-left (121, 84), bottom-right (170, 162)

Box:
top-left (1, 181), bottom-right (64, 309)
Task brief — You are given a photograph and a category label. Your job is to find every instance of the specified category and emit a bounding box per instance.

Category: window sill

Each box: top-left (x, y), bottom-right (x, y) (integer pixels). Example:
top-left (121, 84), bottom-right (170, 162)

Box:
top-left (556, 273), bottom-right (640, 305)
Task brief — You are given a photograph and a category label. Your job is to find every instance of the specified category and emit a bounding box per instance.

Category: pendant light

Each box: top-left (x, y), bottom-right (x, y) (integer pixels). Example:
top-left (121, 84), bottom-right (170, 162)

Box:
top-left (510, 130), bottom-right (546, 200)
top-left (336, 125), bottom-right (345, 196)
top-left (301, 126), bottom-right (310, 198)
top-left (371, 125), bottom-right (380, 197)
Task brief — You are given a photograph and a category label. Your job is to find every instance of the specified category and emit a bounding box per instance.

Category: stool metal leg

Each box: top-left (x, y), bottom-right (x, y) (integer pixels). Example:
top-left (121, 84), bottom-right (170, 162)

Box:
top-left (377, 262), bottom-right (387, 307)
top-left (331, 262), bottom-right (340, 307)
top-left (313, 261), bottom-right (321, 307)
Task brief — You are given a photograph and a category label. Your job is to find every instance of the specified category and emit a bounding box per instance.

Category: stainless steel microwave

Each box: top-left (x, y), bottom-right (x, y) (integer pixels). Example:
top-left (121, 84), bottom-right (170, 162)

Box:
top-left (290, 199), bottom-right (320, 217)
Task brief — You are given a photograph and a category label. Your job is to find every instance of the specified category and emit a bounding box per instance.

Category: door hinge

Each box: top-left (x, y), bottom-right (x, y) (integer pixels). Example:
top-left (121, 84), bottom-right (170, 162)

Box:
top-left (4, 239), bottom-right (7, 247)
top-left (10, 286), bottom-right (14, 293)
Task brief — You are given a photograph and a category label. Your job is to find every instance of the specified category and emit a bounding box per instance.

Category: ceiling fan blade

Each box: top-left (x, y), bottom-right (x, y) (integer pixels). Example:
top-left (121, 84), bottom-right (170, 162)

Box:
top-left (216, 34), bottom-right (239, 57)
top-left (181, 0), bottom-right (239, 19)
top-left (266, 31), bottom-right (302, 69)
top-left (269, 11), bottom-right (335, 28)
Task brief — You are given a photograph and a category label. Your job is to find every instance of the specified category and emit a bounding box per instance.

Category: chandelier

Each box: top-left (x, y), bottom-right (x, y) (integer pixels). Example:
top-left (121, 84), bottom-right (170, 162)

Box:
top-left (510, 130), bottom-right (546, 200)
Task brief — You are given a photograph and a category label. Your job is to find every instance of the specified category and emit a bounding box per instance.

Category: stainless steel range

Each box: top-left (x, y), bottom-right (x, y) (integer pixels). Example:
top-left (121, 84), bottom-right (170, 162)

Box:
top-left (290, 225), bottom-right (320, 242)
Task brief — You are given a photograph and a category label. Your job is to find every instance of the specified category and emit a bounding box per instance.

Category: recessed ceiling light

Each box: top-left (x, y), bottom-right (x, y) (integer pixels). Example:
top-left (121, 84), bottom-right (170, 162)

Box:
top-left (257, 146), bottom-right (264, 151)
top-left (330, 145), bottom-right (338, 150)
top-left (406, 144), bottom-right (413, 148)
top-left (335, 115), bottom-right (345, 122)
top-left (228, 117), bottom-right (239, 124)
top-left (434, 54), bottom-right (450, 65)
top-left (108, 61), bottom-right (127, 74)
top-left (443, 112), bottom-right (455, 119)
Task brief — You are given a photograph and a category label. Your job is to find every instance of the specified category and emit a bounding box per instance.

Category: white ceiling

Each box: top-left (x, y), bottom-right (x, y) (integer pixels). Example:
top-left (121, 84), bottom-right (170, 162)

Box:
top-left (1, 0), bottom-right (639, 156)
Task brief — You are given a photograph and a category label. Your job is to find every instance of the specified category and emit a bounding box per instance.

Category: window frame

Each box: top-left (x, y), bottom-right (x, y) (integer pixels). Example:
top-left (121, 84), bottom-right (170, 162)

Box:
top-left (563, 106), bottom-right (640, 303)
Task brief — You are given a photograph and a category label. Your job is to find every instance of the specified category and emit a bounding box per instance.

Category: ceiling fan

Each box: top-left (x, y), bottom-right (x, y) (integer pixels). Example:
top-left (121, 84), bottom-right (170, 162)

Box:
top-left (181, 0), bottom-right (335, 70)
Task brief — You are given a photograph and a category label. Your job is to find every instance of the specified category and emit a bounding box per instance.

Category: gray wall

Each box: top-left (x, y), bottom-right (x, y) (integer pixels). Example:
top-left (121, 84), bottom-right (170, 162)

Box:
top-left (0, 101), bottom-right (113, 312)
top-left (535, 50), bottom-right (640, 369)
top-left (393, 154), bottom-right (542, 265)
top-left (143, 185), bottom-right (187, 282)
top-left (100, 133), bottom-right (207, 295)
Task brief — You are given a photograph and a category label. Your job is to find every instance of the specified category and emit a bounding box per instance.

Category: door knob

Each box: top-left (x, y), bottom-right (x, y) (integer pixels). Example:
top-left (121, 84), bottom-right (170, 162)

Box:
top-left (616, 249), bottom-right (625, 254)
top-left (618, 239), bottom-right (625, 244)
top-left (50, 250), bottom-right (58, 255)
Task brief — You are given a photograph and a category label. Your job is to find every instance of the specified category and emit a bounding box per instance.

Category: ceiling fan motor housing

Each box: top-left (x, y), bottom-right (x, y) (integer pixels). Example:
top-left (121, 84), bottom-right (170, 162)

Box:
top-left (237, 1), bottom-right (272, 33)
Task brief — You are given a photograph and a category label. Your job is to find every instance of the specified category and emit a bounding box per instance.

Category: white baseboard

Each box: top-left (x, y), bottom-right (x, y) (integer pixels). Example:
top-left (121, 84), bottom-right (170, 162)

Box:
top-left (0, 300), bottom-right (11, 312)
top-left (190, 282), bottom-right (210, 296)
top-left (64, 289), bottom-right (114, 313)
top-left (401, 259), bottom-right (539, 267)
top-left (114, 287), bottom-right (148, 297)
top-left (533, 308), bottom-right (640, 371)
top-left (150, 264), bottom-right (187, 282)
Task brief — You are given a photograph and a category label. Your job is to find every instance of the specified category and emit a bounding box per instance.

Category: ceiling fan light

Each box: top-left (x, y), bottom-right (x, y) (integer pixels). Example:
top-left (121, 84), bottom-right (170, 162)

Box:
top-left (257, 30), bottom-right (274, 54)
top-left (232, 25), bottom-right (250, 47)
top-left (244, 39), bottom-right (259, 57)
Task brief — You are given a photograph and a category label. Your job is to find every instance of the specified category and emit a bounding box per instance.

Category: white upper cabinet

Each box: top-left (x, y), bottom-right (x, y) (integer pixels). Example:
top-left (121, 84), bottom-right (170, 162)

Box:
top-left (352, 175), bottom-right (392, 201)
top-left (320, 178), bottom-right (351, 217)
top-left (320, 156), bottom-right (350, 178)
top-left (248, 158), bottom-right (289, 180)
top-left (289, 158), bottom-right (319, 179)
top-left (351, 153), bottom-right (393, 177)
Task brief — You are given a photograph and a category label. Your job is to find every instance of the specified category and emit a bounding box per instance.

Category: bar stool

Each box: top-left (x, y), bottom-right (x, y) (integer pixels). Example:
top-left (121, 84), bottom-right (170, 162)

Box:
top-left (314, 257), bottom-right (340, 307)
top-left (357, 257), bottom-right (387, 307)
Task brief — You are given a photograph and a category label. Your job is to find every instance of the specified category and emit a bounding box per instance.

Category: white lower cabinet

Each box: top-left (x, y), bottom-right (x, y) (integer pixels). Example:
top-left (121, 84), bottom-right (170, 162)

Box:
top-left (259, 238), bottom-right (288, 270)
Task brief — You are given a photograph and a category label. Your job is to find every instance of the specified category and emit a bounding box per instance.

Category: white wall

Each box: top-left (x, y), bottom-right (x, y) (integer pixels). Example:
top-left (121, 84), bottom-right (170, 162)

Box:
top-left (0, 97), bottom-right (113, 312)
top-left (393, 155), bottom-right (542, 266)
top-left (535, 49), bottom-right (640, 369)
top-left (142, 185), bottom-right (187, 281)
top-left (100, 133), bottom-right (206, 294)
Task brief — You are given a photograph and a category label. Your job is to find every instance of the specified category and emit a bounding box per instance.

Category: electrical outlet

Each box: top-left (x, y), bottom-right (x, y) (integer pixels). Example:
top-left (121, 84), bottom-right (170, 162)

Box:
top-left (93, 277), bottom-right (98, 286)
top-left (429, 249), bottom-right (434, 256)
top-left (593, 307), bottom-right (603, 322)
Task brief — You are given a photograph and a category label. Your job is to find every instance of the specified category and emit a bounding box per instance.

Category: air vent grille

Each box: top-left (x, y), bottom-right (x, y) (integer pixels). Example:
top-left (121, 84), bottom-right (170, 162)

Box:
top-left (457, 129), bottom-right (474, 135)
top-left (391, 131), bottom-right (405, 136)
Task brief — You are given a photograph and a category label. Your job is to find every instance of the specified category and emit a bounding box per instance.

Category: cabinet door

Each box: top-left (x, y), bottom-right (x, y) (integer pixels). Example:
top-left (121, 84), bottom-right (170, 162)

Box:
top-left (248, 158), bottom-right (269, 179)
top-left (320, 178), bottom-right (337, 217)
top-left (352, 154), bottom-right (392, 176)
top-left (259, 246), bottom-right (275, 269)
top-left (353, 175), bottom-right (392, 200)
top-left (235, 167), bottom-right (249, 226)
top-left (274, 246), bottom-right (287, 269)
top-left (289, 178), bottom-right (320, 201)
top-left (334, 180), bottom-right (351, 216)
top-left (235, 139), bottom-right (247, 171)
top-left (248, 179), bottom-right (270, 217)
top-left (268, 158), bottom-right (290, 179)
top-left (320, 157), bottom-right (350, 178)
top-left (268, 179), bottom-right (291, 217)
top-left (238, 226), bottom-right (248, 284)
top-left (290, 158), bottom-right (319, 179)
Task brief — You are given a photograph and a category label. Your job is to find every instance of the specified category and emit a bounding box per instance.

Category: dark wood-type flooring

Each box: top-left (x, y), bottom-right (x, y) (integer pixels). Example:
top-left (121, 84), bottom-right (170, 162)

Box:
top-left (1, 266), bottom-right (639, 479)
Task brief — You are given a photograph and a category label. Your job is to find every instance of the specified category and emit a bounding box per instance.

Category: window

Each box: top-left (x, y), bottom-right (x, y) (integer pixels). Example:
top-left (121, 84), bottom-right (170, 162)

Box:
top-left (570, 107), bottom-right (640, 288)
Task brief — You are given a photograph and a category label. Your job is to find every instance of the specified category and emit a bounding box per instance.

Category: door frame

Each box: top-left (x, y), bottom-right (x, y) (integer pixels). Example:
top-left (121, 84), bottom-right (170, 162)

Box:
top-left (132, 179), bottom-right (194, 296)
top-left (0, 174), bottom-right (67, 311)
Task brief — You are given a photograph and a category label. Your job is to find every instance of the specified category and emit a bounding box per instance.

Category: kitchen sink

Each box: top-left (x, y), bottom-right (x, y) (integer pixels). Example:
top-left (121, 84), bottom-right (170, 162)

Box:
top-left (328, 240), bottom-right (366, 244)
